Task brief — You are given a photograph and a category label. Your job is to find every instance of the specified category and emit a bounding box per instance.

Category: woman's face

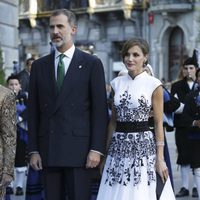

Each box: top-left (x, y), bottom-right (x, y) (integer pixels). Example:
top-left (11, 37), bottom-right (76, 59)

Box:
top-left (182, 67), bottom-right (188, 78)
top-left (123, 45), bottom-right (147, 75)
top-left (184, 65), bottom-right (196, 81)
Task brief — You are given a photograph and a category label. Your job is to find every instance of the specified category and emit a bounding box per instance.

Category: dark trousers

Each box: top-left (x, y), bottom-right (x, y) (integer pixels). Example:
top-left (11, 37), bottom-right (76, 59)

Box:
top-left (175, 127), bottom-right (191, 165)
top-left (43, 167), bottom-right (92, 200)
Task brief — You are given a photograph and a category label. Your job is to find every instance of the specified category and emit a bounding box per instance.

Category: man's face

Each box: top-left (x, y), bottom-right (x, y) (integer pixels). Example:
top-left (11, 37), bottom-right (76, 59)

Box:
top-left (27, 60), bottom-right (34, 72)
top-left (49, 14), bottom-right (77, 52)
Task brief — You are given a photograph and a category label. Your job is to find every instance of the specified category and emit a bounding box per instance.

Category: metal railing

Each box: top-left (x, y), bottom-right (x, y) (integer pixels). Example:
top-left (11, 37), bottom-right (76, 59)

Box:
top-left (150, 0), bottom-right (192, 5)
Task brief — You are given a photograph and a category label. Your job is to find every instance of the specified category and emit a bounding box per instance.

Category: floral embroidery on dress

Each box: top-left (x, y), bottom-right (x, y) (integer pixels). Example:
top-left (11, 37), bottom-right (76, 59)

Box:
top-left (105, 132), bottom-right (156, 187)
top-left (105, 89), bottom-right (156, 187)
top-left (115, 90), bottom-right (151, 122)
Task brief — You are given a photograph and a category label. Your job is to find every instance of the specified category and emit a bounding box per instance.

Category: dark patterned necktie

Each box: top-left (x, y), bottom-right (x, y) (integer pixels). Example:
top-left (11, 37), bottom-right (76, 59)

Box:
top-left (57, 54), bottom-right (65, 91)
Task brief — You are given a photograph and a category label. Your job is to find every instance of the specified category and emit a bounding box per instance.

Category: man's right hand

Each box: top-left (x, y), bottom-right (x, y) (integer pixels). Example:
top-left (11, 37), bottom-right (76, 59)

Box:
top-left (30, 153), bottom-right (43, 171)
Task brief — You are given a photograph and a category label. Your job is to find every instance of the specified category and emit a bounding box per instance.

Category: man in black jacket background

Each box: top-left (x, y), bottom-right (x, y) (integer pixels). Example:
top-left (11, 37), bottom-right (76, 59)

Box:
top-left (171, 57), bottom-right (198, 198)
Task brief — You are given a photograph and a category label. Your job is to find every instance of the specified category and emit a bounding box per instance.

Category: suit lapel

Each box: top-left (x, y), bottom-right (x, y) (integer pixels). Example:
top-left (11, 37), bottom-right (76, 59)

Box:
top-left (47, 53), bottom-right (58, 98)
top-left (53, 48), bottom-right (83, 112)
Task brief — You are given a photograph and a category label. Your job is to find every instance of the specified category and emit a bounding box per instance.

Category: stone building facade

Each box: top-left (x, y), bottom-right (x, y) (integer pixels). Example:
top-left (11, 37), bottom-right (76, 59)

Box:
top-left (18, 0), bottom-right (147, 82)
top-left (18, 0), bottom-right (200, 82)
top-left (149, 0), bottom-right (200, 82)
top-left (0, 0), bottom-right (19, 77)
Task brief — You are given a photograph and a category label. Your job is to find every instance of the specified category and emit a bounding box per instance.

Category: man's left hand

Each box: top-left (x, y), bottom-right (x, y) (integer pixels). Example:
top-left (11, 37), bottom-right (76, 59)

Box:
top-left (86, 151), bottom-right (101, 168)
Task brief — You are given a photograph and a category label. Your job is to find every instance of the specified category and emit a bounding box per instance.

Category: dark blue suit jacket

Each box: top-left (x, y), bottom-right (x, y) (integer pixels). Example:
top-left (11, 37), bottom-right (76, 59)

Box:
top-left (28, 48), bottom-right (108, 167)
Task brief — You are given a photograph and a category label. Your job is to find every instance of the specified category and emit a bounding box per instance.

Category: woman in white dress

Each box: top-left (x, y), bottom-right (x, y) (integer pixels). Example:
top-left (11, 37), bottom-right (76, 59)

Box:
top-left (96, 38), bottom-right (168, 200)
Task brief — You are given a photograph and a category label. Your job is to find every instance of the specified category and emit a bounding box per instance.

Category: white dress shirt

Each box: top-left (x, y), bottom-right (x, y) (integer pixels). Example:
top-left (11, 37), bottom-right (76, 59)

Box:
top-left (54, 44), bottom-right (75, 80)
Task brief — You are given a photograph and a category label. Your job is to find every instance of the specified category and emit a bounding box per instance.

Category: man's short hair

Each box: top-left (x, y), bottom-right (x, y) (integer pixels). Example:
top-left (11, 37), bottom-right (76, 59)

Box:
top-left (26, 57), bottom-right (35, 66)
top-left (7, 74), bottom-right (20, 84)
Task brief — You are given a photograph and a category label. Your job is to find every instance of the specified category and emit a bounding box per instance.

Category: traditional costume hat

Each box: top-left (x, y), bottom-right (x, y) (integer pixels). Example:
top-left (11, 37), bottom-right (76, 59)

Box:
top-left (183, 56), bottom-right (198, 68)
top-left (192, 48), bottom-right (200, 68)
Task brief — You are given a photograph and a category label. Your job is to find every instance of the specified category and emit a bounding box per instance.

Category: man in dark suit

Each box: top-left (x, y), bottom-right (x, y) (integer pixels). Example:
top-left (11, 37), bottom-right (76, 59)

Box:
top-left (171, 57), bottom-right (198, 198)
top-left (28, 9), bottom-right (108, 200)
top-left (18, 57), bottom-right (35, 94)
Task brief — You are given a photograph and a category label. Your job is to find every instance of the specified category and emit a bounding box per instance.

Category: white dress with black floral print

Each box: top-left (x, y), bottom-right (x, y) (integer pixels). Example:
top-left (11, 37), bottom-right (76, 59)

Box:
top-left (97, 71), bottom-right (162, 200)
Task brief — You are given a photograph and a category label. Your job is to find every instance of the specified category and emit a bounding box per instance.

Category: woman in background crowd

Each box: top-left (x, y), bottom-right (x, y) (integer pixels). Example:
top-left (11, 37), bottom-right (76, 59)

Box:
top-left (171, 57), bottom-right (198, 198)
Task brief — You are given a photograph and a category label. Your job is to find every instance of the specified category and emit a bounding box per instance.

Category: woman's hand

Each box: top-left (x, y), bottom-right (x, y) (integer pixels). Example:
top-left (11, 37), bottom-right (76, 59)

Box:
top-left (156, 159), bottom-right (168, 183)
top-left (0, 174), bottom-right (13, 187)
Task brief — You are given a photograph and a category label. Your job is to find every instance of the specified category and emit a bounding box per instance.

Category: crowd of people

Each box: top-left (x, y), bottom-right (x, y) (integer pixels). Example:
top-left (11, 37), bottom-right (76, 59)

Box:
top-left (1, 7), bottom-right (200, 200)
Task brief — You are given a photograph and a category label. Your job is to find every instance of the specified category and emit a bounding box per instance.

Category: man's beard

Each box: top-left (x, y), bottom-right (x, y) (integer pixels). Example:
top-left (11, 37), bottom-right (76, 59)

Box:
top-left (52, 40), bottom-right (63, 48)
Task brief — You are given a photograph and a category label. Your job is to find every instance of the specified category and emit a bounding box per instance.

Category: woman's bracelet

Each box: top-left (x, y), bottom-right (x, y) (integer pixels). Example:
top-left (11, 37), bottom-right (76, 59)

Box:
top-left (156, 141), bottom-right (164, 146)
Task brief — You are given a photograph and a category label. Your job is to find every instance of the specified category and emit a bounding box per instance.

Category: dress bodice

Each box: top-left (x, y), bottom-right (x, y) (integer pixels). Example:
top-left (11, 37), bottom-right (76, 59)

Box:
top-left (111, 72), bottom-right (162, 123)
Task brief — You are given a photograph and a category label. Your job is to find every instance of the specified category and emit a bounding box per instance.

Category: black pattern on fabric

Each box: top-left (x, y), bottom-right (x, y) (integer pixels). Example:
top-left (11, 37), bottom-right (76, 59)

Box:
top-left (115, 90), bottom-right (151, 122)
top-left (105, 89), bottom-right (156, 187)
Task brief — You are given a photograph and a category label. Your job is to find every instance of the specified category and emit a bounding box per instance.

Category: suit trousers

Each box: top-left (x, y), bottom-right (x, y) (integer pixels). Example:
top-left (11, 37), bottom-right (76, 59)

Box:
top-left (42, 167), bottom-right (92, 200)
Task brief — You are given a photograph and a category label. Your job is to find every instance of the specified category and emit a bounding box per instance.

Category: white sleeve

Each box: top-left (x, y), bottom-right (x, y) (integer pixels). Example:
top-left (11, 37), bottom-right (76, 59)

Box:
top-left (173, 93), bottom-right (184, 114)
top-left (175, 102), bottom-right (184, 114)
